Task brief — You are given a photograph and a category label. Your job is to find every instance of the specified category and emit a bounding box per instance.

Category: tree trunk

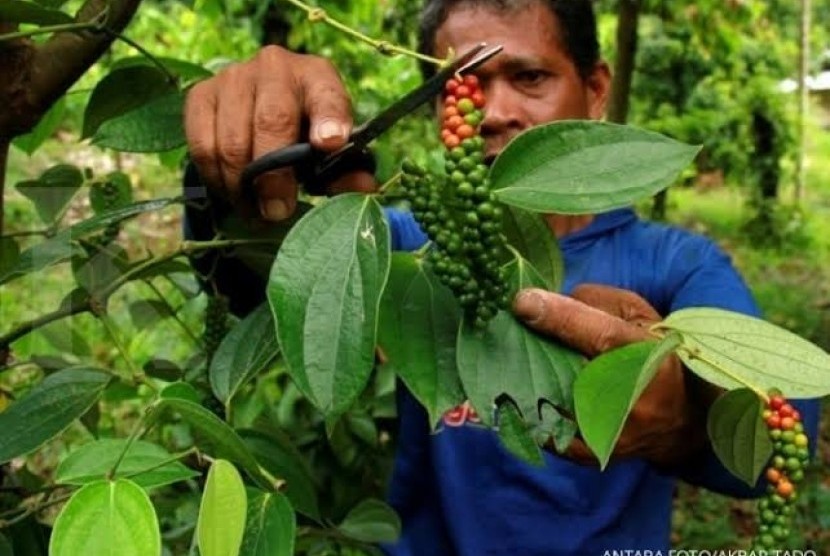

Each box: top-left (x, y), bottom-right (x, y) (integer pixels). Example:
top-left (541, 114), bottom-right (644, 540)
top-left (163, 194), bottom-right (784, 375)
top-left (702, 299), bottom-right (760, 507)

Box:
top-left (607, 0), bottom-right (641, 124)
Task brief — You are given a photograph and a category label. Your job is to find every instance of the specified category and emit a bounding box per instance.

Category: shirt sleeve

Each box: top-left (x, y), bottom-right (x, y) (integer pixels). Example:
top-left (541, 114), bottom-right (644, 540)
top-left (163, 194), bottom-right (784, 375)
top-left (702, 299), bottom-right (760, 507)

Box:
top-left (663, 234), bottom-right (821, 498)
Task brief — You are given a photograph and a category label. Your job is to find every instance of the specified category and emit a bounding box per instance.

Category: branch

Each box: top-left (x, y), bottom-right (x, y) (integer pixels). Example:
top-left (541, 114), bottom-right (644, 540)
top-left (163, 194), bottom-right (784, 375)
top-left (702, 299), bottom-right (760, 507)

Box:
top-left (31, 0), bottom-right (143, 113)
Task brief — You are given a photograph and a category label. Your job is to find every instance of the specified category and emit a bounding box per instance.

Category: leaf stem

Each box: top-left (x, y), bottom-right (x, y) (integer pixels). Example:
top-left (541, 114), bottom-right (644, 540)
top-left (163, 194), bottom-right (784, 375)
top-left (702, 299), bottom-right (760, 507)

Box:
top-left (0, 492), bottom-right (74, 529)
top-left (0, 22), bottom-right (99, 42)
top-left (283, 0), bottom-right (445, 67)
top-left (378, 171), bottom-right (402, 195)
top-left (121, 447), bottom-right (198, 480)
top-left (143, 280), bottom-right (203, 347)
top-left (103, 28), bottom-right (178, 85)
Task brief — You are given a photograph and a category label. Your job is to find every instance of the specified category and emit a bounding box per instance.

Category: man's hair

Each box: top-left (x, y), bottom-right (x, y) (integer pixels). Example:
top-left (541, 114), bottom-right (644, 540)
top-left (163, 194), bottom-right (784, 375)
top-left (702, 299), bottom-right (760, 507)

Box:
top-left (417, 0), bottom-right (600, 81)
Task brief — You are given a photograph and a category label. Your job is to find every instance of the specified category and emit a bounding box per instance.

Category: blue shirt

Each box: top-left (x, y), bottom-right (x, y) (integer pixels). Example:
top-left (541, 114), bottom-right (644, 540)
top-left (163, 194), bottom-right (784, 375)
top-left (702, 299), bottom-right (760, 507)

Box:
top-left (382, 207), bottom-right (820, 556)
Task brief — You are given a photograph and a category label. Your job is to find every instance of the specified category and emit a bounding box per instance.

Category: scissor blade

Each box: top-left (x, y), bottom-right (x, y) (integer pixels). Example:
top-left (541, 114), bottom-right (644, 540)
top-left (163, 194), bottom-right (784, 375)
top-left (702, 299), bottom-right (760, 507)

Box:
top-left (347, 43), bottom-right (502, 150)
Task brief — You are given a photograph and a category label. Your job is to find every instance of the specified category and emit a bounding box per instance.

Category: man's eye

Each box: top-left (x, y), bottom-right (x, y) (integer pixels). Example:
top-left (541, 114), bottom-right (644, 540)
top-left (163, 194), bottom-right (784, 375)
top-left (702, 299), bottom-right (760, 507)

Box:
top-left (515, 70), bottom-right (546, 85)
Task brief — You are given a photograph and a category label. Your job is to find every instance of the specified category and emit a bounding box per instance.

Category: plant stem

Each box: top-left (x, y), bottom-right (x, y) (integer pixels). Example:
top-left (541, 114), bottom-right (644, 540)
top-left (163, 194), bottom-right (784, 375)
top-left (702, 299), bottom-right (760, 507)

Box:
top-left (2, 228), bottom-right (53, 239)
top-left (0, 22), bottom-right (100, 42)
top-left (104, 29), bottom-right (178, 85)
top-left (107, 410), bottom-right (148, 480)
top-left (0, 492), bottom-right (73, 529)
top-left (378, 171), bottom-right (402, 195)
top-left (99, 314), bottom-right (157, 392)
top-left (0, 238), bottom-right (276, 350)
top-left (144, 280), bottom-right (203, 347)
top-left (283, 0), bottom-right (444, 67)
top-left (121, 447), bottom-right (198, 480)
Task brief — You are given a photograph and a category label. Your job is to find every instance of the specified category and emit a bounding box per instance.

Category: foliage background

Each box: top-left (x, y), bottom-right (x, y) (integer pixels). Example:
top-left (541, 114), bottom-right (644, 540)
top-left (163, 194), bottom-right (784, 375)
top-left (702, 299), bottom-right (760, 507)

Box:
top-left (2, 0), bottom-right (830, 552)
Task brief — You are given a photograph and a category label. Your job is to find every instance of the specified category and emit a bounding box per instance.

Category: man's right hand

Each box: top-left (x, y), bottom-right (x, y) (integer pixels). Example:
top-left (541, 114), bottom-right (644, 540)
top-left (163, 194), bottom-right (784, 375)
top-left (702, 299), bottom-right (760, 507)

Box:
top-left (184, 45), bottom-right (376, 221)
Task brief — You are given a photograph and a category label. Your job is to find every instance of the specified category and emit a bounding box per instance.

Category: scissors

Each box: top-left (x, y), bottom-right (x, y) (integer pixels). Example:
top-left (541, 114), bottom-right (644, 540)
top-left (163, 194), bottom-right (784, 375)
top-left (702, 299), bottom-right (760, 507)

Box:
top-left (240, 42), bottom-right (503, 196)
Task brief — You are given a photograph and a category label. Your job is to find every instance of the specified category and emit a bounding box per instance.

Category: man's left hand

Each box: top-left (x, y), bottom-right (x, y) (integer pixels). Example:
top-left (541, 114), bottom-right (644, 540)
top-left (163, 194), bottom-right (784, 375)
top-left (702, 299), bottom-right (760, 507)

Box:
top-left (512, 284), bottom-right (709, 468)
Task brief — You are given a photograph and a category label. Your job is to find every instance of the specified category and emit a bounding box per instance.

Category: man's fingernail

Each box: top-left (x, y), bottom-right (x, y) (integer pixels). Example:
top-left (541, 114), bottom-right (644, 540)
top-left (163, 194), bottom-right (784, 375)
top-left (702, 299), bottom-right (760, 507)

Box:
top-left (318, 120), bottom-right (346, 141)
top-left (513, 289), bottom-right (545, 323)
top-left (260, 198), bottom-right (289, 221)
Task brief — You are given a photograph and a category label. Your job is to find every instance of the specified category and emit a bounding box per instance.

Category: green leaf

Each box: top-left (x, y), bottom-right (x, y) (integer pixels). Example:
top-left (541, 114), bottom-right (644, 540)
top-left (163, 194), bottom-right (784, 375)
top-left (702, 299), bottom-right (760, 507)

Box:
top-left (210, 303), bottom-right (279, 405)
top-left (111, 55), bottom-right (213, 81)
top-left (457, 257), bottom-right (583, 425)
top-left (0, 1), bottom-right (73, 24)
top-left (535, 402), bottom-right (577, 454)
top-left (89, 172), bottom-right (133, 214)
top-left (142, 358), bottom-right (182, 381)
top-left (216, 205), bottom-right (310, 277)
top-left (15, 164), bottom-right (83, 224)
top-left (151, 397), bottom-right (268, 487)
top-left (128, 299), bottom-right (174, 328)
top-left (55, 439), bottom-right (198, 488)
top-left (13, 96), bottom-right (66, 155)
top-left (92, 92), bottom-right (186, 152)
top-left (83, 66), bottom-right (177, 139)
top-left (198, 460), bottom-right (248, 556)
top-left (496, 397), bottom-right (544, 466)
top-left (159, 382), bottom-right (201, 403)
top-left (240, 490), bottom-right (296, 556)
top-left (241, 430), bottom-right (319, 520)
top-left (0, 532), bottom-right (12, 556)
top-left (502, 206), bottom-right (563, 291)
top-left (707, 389), bottom-right (772, 486)
top-left (662, 308), bottom-right (830, 398)
top-left (0, 368), bottom-right (110, 464)
top-left (0, 237), bottom-right (20, 277)
top-left (337, 499), bottom-right (401, 544)
top-left (489, 121), bottom-right (701, 214)
top-left (268, 194), bottom-right (391, 417)
top-left (72, 244), bottom-right (129, 294)
top-left (0, 198), bottom-right (177, 285)
top-left (378, 254), bottom-right (464, 427)
top-left (49, 479), bottom-right (160, 556)
top-left (573, 340), bottom-right (670, 469)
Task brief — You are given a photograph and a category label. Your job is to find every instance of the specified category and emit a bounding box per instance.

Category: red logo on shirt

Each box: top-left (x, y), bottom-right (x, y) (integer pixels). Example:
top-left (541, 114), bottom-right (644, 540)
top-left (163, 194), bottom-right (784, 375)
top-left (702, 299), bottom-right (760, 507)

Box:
top-left (442, 400), bottom-right (482, 427)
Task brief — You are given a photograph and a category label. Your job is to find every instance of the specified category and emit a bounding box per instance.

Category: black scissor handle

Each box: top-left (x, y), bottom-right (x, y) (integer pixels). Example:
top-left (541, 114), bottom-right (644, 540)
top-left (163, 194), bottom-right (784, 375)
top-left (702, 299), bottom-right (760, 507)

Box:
top-left (241, 142), bottom-right (375, 198)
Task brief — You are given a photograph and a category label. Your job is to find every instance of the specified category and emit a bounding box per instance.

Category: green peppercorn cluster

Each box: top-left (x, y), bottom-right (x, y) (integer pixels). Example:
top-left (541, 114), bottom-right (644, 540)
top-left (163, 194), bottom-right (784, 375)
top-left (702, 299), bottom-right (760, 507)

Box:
top-left (752, 390), bottom-right (810, 551)
top-left (202, 294), bottom-right (229, 365)
top-left (399, 74), bottom-right (509, 328)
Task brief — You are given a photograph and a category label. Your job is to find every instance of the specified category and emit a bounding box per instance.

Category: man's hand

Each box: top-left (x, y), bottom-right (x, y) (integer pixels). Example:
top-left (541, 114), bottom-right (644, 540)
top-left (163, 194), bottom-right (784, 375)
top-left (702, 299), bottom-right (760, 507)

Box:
top-left (512, 284), bottom-right (709, 468)
top-left (184, 46), bottom-right (376, 221)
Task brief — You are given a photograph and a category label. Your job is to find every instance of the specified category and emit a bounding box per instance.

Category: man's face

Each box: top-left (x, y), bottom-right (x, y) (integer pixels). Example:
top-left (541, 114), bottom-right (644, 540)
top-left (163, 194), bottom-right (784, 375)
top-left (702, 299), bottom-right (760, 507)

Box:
top-left (434, 2), bottom-right (610, 161)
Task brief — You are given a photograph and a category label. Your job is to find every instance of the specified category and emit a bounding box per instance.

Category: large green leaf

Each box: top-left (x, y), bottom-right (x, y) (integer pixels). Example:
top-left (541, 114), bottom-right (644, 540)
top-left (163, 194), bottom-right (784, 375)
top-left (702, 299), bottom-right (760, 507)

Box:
top-left (496, 397), bottom-right (544, 466)
top-left (573, 339), bottom-right (678, 470)
top-left (241, 430), bottom-right (320, 520)
top-left (456, 257), bottom-right (583, 425)
top-left (151, 398), bottom-right (269, 488)
top-left (661, 308), bottom-right (830, 398)
top-left (83, 66), bottom-right (178, 139)
top-left (13, 97), bottom-right (67, 155)
top-left (501, 206), bottom-right (563, 291)
top-left (49, 479), bottom-right (160, 556)
top-left (378, 254), bottom-right (464, 427)
top-left (268, 194), bottom-right (391, 417)
top-left (92, 92), bottom-right (186, 152)
top-left (0, 368), bottom-right (110, 463)
top-left (337, 499), bottom-right (401, 544)
top-left (0, 198), bottom-right (177, 285)
top-left (707, 389), bottom-right (772, 486)
top-left (240, 490), bottom-right (296, 556)
top-left (210, 303), bottom-right (280, 404)
top-left (15, 164), bottom-right (83, 224)
top-left (198, 460), bottom-right (248, 556)
top-left (55, 438), bottom-right (198, 488)
top-left (489, 121), bottom-right (700, 214)
top-left (0, 237), bottom-right (20, 277)
top-left (0, 1), bottom-right (73, 24)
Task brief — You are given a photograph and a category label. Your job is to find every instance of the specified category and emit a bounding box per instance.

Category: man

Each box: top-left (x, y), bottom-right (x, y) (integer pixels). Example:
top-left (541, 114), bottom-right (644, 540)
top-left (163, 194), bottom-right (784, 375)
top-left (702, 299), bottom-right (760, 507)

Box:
top-left (183, 0), bottom-right (819, 553)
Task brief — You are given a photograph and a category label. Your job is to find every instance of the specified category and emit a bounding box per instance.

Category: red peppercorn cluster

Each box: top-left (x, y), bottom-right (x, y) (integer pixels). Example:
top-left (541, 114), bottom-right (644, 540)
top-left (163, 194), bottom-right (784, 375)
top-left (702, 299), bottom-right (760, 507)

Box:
top-left (399, 74), bottom-right (510, 328)
top-left (752, 391), bottom-right (810, 551)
